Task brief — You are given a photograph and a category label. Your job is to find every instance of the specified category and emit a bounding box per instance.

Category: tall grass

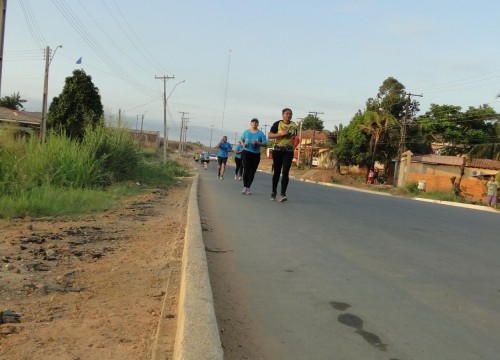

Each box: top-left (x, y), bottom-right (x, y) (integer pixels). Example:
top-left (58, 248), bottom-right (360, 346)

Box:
top-left (0, 124), bottom-right (189, 218)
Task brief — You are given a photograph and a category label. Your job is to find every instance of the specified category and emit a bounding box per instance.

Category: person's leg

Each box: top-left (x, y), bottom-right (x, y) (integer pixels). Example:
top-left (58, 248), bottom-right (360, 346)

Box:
top-left (217, 157), bottom-right (222, 177)
top-left (280, 150), bottom-right (294, 196)
top-left (242, 151), bottom-right (251, 189)
top-left (272, 150), bottom-right (284, 196)
top-left (220, 158), bottom-right (227, 178)
top-left (247, 152), bottom-right (260, 189)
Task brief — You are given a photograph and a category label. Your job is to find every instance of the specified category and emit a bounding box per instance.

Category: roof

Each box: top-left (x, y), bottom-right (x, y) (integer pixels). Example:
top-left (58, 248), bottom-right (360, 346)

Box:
top-left (411, 153), bottom-right (500, 170)
top-left (0, 106), bottom-right (41, 126)
top-left (300, 130), bottom-right (328, 141)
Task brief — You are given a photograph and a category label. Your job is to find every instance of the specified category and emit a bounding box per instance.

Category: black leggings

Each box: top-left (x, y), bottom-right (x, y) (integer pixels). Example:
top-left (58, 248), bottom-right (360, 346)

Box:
top-left (242, 151), bottom-right (261, 188)
top-left (272, 149), bottom-right (294, 196)
top-left (235, 157), bottom-right (243, 177)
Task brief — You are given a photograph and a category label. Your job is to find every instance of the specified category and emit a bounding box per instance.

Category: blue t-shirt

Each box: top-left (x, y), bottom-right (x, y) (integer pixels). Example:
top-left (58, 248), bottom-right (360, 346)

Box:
top-left (217, 141), bottom-right (232, 157)
top-left (234, 143), bottom-right (243, 159)
top-left (240, 129), bottom-right (267, 154)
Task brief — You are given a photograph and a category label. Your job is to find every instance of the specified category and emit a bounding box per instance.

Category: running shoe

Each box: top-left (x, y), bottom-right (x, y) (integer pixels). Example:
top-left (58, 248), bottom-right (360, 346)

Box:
top-left (238, 176), bottom-right (242, 180)
top-left (241, 187), bottom-right (247, 194)
top-left (270, 193), bottom-right (277, 201)
top-left (278, 195), bottom-right (287, 202)
top-left (220, 175), bottom-right (224, 180)
top-left (234, 175), bottom-right (238, 180)
top-left (245, 189), bottom-right (252, 195)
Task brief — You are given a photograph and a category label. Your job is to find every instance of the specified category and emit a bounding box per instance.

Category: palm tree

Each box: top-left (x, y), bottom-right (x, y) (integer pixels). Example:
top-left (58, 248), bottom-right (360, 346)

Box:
top-left (360, 111), bottom-right (391, 172)
top-left (469, 122), bottom-right (500, 160)
top-left (0, 92), bottom-right (27, 110)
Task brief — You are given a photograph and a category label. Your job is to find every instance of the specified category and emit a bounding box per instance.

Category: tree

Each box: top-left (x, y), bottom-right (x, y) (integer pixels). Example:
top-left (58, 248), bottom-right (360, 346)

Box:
top-left (48, 69), bottom-right (104, 139)
top-left (332, 113), bottom-right (371, 167)
top-left (417, 104), bottom-right (497, 155)
top-left (469, 121), bottom-right (500, 160)
top-left (301, 114), bottom-right (324, 131)
top-left (360, 110), bottom-right (396, 172)
top-left (0, 92), bottom-right (27, 110)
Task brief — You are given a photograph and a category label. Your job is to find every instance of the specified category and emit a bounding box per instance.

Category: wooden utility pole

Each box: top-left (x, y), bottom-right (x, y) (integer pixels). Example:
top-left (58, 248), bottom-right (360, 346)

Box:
top-left (394, 92), bottom-right (422, 185)
top-left (296, 118), bottom-right (303, 166)
top-left (0, 0), bottom-right (7, 97)
top-left (155, 75), bottom-right (175, 164)
top-left (308, 111), bottom-right (324, 169)
top-left (178, 111), bottom-right (189, 155)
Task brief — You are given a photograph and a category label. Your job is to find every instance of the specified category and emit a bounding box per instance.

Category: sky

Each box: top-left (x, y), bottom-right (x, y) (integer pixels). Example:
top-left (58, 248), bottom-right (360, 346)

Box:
top-left (2, 0), bottom-right (500, 147)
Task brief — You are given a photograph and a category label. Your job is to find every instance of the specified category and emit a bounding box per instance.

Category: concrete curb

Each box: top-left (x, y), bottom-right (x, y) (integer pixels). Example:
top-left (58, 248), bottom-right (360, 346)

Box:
top-left (296, 177), bottom-right (499, 213)
top-left (173, 174), bottom-right (224, 360)
top-left (258, 168), bottom-right (499, 214)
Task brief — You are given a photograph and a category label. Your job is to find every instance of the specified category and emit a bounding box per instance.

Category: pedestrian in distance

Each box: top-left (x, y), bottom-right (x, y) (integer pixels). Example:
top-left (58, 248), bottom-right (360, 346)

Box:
top-left (215, 135), bottom-right (232, 179)
top-left (367, 169), bottom-right (374, 184)
top-left (240, 118), bottom-right (267, 195)
top-left (234, 142), bottom-right (244, 180)
top-left (268, 108), bottom-right (298, 202)
top-left (485, 175), bottom-right (499, 209)
top-left (200, 148), bottom-right (210, 170)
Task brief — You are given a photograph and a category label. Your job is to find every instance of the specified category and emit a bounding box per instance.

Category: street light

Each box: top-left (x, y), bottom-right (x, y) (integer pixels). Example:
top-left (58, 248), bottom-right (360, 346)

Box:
top-left (163, 79), bottom-right (185, 164)
top-left (40, 44), bottom-right (62, 142)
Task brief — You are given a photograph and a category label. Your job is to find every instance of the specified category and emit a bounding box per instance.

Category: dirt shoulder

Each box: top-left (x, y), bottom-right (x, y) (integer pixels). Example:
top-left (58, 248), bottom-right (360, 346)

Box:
top-left (0, 178), bottom-right (192, 360)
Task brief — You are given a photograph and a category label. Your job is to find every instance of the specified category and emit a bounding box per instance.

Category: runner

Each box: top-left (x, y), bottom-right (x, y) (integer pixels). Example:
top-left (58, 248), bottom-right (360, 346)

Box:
top-left (240, 118), bottom-right (267, 195)
top-left (234, 142), bottom-right (244, 180)
top-left (214, 136), bottom-right (232, 179)
top-left (268, 108), bottom-right (298, 202)
top-left (200, 148), bottom-right (210, 170)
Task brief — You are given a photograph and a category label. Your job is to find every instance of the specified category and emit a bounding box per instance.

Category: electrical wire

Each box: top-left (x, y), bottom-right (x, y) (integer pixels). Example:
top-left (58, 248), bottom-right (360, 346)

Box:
top-left (51, 0), bottom-right (161, 99)
top-left (19, 0), bottom-right (47, 49)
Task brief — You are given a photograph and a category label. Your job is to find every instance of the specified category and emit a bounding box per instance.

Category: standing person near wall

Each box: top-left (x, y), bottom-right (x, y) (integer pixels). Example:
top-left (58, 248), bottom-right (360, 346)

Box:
top-left (486, 175), bottom-right (499, 209)
top-left (234, 142), bottom-right (244, 180)
top-left (240, 118), bottom-right (267, 195)
top-left (215, 136), bottom-right (232, 179)
top-left (268, 108), bottom-right (298, 202)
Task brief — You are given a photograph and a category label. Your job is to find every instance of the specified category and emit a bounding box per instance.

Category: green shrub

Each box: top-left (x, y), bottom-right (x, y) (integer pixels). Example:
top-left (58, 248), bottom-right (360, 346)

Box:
top-left (406, 182), bottom-right (419, 194)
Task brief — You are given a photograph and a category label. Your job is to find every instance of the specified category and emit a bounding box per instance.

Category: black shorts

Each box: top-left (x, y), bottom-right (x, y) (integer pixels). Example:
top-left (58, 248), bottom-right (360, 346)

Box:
top-left (201, 159), bottom-right (209, 163)
top-left (217, 156), bottom-right (228, 165)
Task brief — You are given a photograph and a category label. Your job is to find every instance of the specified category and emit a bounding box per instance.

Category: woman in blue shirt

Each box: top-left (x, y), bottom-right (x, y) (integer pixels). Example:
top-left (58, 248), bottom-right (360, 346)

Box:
top-left (234, 142), bottom-right (244, 180)
top-left (239, 118), bottom-right (267, 195)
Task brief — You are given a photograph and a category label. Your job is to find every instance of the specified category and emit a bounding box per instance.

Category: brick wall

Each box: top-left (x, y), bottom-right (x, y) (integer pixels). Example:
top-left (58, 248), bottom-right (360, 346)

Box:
top-left (407, 173), bottom-right (488, 202)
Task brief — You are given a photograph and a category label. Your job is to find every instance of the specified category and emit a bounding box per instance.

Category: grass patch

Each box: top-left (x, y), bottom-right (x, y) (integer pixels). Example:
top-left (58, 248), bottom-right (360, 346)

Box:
top-left (0, 124), bottom-right (191, 219)
top-left (0, 185), bottom-right (116, 218)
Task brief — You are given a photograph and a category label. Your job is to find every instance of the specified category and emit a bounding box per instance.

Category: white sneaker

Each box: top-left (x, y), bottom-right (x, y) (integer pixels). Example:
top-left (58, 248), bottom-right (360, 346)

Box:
top-left (234, 175), bottom-right (238, 180)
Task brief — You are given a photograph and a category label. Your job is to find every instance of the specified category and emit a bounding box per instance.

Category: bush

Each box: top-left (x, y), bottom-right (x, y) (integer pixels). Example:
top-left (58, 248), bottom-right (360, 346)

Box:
top-left (406, 182), bottom-right (419, 194)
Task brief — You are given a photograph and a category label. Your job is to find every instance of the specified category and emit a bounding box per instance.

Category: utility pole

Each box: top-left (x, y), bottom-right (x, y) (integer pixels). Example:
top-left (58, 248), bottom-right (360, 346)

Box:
top-left (139, 113), bottom-right (145, 148)
top-left (394, 92), bottom-right (423, 185)
top-left (41, 44), bottom-right (62, 142)
top-left (262, 124), bottom-right (269, 136)
top-left (135, 115), bottom-right (139, 131)
top-left (183, 119), bottom-right (189, 153)
top-left (178, 111), bottom-right (189, 155)
top-left (209, 124), bottom-right (214, 149)
top-left (155, 75), bottom-right (175, 164)
top-left (296, 118), bottom-right (303, 166)
top-left (0, 0), bottom-right (7, 97)
top-left (234, 132), bottom-right (238, 146)
top-left (308, 111), bottom-right (324, 169)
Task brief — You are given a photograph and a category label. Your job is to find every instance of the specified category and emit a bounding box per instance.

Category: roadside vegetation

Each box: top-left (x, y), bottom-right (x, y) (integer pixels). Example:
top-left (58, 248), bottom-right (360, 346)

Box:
top-left (0, 125), bottom-right (189, 218)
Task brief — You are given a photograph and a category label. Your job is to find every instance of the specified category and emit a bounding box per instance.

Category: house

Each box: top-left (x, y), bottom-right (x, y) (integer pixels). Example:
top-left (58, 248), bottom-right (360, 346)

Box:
top-left (397, 151), bottom-right (500, 201)
top-left (296, 129), bottom-right (330, 166)
top-left (0, 106), bottom-right (41, 137)
top-left (122, 128), bottom-right (161, 150)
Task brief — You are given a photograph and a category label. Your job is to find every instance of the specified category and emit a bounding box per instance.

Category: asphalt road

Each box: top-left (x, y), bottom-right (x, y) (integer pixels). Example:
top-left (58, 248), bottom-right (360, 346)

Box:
top-left (198, 163), bottom-right (500, 360)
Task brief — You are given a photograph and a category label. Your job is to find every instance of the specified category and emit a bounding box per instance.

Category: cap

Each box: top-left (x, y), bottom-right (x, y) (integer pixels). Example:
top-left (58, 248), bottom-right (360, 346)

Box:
top-left (251, 118), bottom-right (259, 123)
